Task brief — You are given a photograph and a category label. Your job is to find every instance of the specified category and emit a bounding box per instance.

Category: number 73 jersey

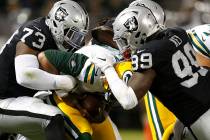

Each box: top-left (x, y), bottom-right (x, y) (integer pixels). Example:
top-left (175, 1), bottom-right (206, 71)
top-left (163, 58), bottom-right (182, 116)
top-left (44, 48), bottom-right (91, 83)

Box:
top-left (0, 17), bottom-right (58, 98)
top-left (131, 27), bottom-right (210, 126)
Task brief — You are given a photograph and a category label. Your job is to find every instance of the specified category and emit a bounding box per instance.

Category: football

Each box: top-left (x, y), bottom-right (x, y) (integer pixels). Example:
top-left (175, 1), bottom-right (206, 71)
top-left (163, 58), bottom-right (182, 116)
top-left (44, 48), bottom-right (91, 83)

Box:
top-left (80, 93), bottom-right (107, 123)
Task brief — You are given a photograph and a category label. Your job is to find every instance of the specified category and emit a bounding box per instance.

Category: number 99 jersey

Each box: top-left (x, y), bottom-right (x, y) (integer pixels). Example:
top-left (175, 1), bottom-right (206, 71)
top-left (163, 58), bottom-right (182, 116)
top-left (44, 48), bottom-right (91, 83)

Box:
top-left (131, 27), bottom-right (210, 126)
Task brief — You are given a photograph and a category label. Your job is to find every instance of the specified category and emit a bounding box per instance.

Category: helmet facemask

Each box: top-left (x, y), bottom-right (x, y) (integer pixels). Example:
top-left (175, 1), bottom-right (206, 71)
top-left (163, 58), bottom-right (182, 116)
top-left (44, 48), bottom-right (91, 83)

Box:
top-left (63, 27), bottom-right (86, 51)
top-left (114, 32), bottom-right (132, 60)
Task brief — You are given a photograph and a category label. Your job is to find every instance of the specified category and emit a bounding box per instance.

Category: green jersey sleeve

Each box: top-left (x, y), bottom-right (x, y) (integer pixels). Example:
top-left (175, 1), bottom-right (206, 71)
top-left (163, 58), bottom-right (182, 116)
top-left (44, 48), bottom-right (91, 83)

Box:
top-left (44, 50), bottom-right (88, 77)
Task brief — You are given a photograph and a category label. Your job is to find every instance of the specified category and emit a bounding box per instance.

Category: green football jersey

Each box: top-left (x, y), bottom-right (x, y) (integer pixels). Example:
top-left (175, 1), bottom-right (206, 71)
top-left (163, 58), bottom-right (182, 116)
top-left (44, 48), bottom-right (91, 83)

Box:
top-left (44, 50), bottom-right (88, 77)
top-left (44, 45), bottom-right (111, 93)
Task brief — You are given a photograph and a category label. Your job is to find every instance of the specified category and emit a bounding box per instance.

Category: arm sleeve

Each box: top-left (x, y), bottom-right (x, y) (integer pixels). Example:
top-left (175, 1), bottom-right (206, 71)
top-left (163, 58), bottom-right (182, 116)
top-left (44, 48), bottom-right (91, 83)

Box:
top-left (15, 54), bottom-right (76, 91)
top-left (104, 67), bottom-right (138, 110)
top-left (44, 50), bottom-right (89, 77)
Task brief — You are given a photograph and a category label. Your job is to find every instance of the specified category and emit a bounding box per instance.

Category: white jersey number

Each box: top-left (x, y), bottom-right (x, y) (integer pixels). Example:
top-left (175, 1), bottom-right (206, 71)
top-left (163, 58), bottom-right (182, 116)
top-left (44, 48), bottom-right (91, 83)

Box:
top-left (21, 28), bottom-right (46, 49)
top-left (132, 52), bottom-right (152, 71)
top-left (172, 43), bottom-right (208, 88)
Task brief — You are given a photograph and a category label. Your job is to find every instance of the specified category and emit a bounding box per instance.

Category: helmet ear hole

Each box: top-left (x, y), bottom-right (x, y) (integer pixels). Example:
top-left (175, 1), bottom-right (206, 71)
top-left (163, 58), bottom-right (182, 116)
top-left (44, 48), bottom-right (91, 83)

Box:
top-left (53, 21), bottom-right (57, 27)
top-left (135, 32), bottom-right (141, 38)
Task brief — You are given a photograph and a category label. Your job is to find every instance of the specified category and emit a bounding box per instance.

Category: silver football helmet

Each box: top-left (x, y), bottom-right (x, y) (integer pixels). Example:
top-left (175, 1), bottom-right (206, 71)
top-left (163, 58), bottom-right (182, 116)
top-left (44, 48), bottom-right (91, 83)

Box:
top-left (46, 0), bottom-right (89, 51)
top-left (129, 0), bottom-right (165, 26)
top-left (113, 6), bottom-right (162, 55)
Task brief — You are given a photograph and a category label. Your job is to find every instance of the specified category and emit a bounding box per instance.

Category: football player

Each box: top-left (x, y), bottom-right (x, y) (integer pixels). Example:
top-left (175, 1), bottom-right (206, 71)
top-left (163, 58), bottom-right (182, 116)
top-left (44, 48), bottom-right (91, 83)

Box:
top-left (129, 1), bottom-right (176, 140)
top-left (37, 45), bottom-right (122, 140)
top-left (0, 0), bottom-right (89, 140)
top-left (91, 5), bottom-right (210, 140)
top-left (16, 18), bottom-right (123, 140)
top-left (37, 17), bottom-right (129, 140)
top-left (129, 2), bottom-right (210, 140)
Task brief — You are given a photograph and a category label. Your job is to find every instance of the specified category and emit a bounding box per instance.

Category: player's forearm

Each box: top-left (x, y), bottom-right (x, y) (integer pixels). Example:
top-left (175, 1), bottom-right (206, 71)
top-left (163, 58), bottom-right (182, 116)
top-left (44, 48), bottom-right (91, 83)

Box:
top-left (15, 54), bottom-right (76, 91)
top-left (104, 67), bottom-right (138, 110)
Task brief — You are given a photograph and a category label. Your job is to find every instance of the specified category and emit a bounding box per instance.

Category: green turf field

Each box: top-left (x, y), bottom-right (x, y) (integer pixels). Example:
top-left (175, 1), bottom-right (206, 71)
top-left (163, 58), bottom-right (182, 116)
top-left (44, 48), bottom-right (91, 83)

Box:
top-left (119, 129), bottom-right (144, 140)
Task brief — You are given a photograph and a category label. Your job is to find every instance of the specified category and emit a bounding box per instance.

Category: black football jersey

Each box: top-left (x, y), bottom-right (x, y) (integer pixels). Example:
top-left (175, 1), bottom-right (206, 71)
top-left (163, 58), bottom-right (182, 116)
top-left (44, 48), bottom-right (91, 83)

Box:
top-left (0, 17), bottom-right (58, 98)
top-left (132, 27), bottom-right (210, 126)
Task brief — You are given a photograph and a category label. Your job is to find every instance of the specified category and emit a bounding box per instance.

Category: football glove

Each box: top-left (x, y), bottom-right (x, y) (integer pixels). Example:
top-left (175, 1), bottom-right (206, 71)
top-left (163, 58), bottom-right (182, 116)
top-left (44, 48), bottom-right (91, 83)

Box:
top-left (90, 50), bottom-right (116, 72)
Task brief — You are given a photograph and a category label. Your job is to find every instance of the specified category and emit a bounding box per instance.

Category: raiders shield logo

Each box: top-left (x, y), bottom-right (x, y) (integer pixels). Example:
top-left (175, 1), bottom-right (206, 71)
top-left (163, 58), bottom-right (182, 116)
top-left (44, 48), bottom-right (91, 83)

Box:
top-left (55, 7), bottom-right (69, 22)
top-left (124, 16), bottom-right (138, 32)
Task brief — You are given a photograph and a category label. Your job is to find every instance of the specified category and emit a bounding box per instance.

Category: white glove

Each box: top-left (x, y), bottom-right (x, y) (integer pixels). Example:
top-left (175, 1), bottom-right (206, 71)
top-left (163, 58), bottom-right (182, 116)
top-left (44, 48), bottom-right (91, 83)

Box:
top-left (55, 75), bottom-right (77, 91)
top-left (90, 51), bottom-right (116, 72)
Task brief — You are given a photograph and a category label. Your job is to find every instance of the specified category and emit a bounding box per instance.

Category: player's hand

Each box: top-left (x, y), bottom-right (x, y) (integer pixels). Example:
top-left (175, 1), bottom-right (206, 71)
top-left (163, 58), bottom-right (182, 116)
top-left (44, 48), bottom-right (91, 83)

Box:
top-left (90, 51), bottom-right (115, 72)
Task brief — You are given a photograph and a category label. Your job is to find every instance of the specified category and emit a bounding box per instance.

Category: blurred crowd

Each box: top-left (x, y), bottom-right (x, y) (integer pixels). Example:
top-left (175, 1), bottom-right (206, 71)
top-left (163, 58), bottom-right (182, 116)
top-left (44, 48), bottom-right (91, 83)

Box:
top-left (0, 0), bottom-right (210, 129)
top-left (0, 0), bottom-right (210, 41)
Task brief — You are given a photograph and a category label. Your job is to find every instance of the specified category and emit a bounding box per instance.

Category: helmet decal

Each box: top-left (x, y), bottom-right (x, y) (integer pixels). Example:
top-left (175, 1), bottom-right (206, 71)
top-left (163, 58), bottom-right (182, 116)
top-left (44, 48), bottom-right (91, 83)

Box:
top-left (55, 7), bottom-right (69, 22)
top-left (46, 0), bottom-right (89, 51)
top-left (124, 16), bottom-right (138, 32)
top-left (129, 0), bottom-right (165, 26)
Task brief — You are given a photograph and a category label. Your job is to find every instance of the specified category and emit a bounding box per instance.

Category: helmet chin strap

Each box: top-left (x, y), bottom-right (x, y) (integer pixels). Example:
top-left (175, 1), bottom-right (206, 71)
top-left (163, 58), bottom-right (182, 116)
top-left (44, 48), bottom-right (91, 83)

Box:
top-left (67, 47), bottom-right (76, 52)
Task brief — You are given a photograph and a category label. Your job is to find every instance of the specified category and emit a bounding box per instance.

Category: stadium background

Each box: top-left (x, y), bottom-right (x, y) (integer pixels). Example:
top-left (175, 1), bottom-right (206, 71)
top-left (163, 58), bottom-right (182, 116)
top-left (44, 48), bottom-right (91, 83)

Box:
top-left (0, 0), bottom-right (209, 139)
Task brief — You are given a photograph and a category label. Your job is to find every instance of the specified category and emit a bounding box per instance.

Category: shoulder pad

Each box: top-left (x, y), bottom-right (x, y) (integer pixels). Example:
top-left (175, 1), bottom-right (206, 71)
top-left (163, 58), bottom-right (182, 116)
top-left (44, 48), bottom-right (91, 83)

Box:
top-left (187, 24), bottom-right (210, 58)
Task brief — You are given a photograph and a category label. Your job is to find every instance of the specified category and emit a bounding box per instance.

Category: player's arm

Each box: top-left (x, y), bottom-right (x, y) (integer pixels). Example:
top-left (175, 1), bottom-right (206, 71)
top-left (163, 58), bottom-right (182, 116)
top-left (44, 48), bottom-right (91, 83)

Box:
top-left (90, 53), bottom-right (137, 110)
top-left (128, 70), bottom-right (156, 99)
top-left (38, 51), bottom-right (59, 74)
top-left (39, 50), bottom-right (89, 77)
top-left (14, 27), bottom-right (76, 91)
top-left (103, 64), bottom-right (155, 110)
top-left (91, 44), bottom-right (156, 110)
top-left (90, 51), bottom-right (149, 110)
